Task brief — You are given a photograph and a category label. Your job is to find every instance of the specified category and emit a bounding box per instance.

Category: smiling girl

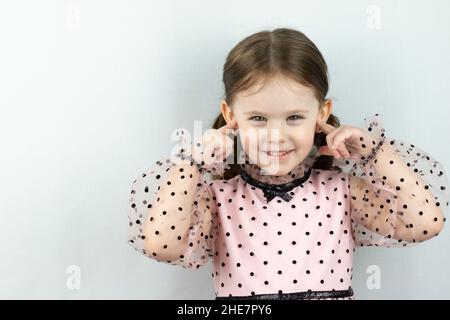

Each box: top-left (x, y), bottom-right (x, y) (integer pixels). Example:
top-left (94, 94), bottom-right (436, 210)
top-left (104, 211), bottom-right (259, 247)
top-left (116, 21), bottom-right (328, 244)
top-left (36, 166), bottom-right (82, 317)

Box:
top-left (127, 28), bottom-right (449, 300)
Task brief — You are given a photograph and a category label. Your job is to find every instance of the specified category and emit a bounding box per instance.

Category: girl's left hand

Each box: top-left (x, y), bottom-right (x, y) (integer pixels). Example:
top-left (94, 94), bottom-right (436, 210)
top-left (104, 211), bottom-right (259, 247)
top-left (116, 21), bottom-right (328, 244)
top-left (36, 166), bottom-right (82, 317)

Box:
top-left (317, 122), bottom-right (380, 160)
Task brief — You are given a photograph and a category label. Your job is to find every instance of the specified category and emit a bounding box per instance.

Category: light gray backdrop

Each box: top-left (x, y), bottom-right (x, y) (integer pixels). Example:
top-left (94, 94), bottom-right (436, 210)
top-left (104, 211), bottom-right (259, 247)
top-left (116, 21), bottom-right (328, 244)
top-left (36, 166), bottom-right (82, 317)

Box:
top-left (0, 0), bottom-right (449, 299)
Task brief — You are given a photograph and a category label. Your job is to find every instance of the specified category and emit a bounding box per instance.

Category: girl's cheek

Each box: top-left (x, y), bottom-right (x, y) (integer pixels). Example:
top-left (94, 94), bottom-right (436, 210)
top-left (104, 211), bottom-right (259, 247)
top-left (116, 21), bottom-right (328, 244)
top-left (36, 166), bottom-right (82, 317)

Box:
top-left (243, 134), bottom-right (256, 153)
top-left (294, 128), bottom-right (315, 144)
top-left (241, 133), bottom-right (263, 158)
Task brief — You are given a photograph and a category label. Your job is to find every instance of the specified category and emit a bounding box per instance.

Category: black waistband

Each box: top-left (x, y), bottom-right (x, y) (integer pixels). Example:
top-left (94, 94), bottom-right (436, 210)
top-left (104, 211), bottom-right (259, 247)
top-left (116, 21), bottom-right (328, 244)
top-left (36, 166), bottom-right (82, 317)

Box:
top-left (215, 287), bottom-right (354, 300)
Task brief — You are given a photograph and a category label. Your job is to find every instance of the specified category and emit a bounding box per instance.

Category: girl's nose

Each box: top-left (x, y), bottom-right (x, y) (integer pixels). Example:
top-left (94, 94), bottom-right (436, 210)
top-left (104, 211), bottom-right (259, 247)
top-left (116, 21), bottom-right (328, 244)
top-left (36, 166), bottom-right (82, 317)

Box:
top-left (267, 127), bottom-right (287, 145)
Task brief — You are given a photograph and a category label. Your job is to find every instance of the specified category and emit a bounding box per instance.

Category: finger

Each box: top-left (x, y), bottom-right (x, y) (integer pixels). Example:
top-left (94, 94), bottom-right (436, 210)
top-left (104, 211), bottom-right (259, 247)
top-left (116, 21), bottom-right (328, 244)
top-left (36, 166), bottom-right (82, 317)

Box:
top-left (325, 126), bottom-right (343, 152)
top-left (218, 118), bottom-right (238, 134)
top-left (319, 143), bottom-right (357, 159)
top-left (331, 148), bottom-right (342, 158)
top-left (317, 122), bottom-right (337, 135)
top-left (228, 118), bottom-right (238, 129)
top-left (318, 145), bottom-right (342, 158)
top-left (210, 135), bottom-right (234, 163)
top-left (329, 126), bottom-right (353, 150)
top-left (229, 118), bottom-right (239, 135)
top-left (331, 128), bottom-right (353, 150)
top-left (203, 144), bottom-right (217, 165)
top-left (322, 126), bottom-right (346, 158)
top-left (214, 127), bottom-right (234, 153)
top-left (217, 124), bottom-right (228, 134)
top-left (332, 130), bottom-right (353, 158)
top-left (335, 142), bottom-right (350, 158)
top-left (222, 135), bottom-right (235, 159)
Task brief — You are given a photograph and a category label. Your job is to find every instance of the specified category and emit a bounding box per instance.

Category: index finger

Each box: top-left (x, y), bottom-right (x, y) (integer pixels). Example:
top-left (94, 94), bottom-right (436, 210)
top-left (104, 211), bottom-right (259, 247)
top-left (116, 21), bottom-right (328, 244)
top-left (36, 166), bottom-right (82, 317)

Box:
top-left (218, 118), bottom-right (238, 134)
top-left (318, 122), bottom-right (337, 134)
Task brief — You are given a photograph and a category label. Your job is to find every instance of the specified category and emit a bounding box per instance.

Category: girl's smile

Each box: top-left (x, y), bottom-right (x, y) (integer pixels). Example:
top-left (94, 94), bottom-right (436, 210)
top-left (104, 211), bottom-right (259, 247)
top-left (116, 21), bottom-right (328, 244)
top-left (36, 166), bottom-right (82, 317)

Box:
top-left (262, 149), bottom-right (295, 160)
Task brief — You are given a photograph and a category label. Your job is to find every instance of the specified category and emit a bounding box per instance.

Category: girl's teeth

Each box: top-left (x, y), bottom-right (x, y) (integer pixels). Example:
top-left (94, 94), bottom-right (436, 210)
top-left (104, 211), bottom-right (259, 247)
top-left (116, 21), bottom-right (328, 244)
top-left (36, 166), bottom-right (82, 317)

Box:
top-left (267, 151), bottom-right (290, 156)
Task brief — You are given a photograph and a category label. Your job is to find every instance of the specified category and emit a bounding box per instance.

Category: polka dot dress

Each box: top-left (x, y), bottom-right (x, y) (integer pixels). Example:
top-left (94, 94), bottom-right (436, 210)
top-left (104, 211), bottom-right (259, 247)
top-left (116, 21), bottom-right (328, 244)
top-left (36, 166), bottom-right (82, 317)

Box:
top-left (127, 113), bottom-right (449, 299)
top-left (208, 165), bottom-right (354, 298)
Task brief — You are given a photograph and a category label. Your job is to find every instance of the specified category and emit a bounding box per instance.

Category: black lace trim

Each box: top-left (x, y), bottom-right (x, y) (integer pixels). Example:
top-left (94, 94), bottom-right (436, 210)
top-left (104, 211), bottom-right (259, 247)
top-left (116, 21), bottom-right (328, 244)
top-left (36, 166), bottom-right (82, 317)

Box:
top-left (216, 287), bottom-right (354, 300)
top-left (238, 167), bottom-right (312, 203)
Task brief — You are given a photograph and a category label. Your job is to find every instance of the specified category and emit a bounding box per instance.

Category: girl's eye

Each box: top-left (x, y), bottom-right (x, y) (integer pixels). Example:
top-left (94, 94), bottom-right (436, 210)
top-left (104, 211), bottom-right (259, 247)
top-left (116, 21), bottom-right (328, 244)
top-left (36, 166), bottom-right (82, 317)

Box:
top-left (287, 115), bottom-right (305, 121)
top-left (248, 115), bottom-right (305, 122)
top-left (249, 116), bottom-right (266, 122)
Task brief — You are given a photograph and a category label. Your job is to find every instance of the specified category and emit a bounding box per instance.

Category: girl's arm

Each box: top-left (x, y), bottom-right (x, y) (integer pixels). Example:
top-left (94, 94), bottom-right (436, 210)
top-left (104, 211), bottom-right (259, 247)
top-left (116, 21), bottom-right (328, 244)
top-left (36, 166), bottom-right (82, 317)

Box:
top-left (334, 114), bottom-right (449, 247)
top-left (127, 153), bottom-right (223, 269)
top-left (349, 143), bottom-right (445, 244)
top-left (141, 162), bottom-right (215, 263)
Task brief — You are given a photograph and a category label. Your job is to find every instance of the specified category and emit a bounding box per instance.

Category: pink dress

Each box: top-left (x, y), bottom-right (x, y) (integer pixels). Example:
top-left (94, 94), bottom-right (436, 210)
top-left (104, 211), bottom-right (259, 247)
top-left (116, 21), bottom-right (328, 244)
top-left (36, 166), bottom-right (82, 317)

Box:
top-left (127, 114), bottom-right (449, 300)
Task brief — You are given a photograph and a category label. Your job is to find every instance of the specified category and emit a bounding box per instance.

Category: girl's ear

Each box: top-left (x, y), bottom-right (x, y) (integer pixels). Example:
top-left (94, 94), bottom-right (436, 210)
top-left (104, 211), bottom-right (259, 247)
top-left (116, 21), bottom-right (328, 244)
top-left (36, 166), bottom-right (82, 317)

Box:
top-left (220, 100), bottom-right (237, 126)
top-left (316, 98), bottom-right (332, 132)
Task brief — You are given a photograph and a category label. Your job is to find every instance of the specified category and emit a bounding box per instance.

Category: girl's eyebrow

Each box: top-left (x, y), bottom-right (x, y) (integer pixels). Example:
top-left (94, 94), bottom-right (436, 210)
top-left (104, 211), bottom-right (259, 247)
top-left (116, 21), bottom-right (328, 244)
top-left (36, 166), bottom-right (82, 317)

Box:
top-left (244, 108), bottom-right (310, 115)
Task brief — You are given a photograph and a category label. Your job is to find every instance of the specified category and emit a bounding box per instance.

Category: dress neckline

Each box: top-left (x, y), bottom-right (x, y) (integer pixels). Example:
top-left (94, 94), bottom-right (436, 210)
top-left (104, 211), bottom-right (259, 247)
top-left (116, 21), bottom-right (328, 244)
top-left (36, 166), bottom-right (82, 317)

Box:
top-left (239, 167), bottom-right (312, 202)
top-left (236, 146), bottom-right (320, 202)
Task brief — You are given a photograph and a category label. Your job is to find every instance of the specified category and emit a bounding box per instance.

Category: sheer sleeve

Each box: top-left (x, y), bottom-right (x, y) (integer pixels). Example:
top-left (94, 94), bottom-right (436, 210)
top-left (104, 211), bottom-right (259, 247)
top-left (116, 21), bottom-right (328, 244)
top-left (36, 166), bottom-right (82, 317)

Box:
top-left (332, 113), bottom-right (449, 248)
top-left (127, 129), bottom-right (229, 268)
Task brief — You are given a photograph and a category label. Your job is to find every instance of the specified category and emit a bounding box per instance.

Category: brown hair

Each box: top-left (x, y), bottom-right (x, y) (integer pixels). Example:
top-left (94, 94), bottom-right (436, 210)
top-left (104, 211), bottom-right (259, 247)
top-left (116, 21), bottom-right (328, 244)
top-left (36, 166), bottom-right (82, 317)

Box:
top-left (212, 27), bottom-right (341, 180)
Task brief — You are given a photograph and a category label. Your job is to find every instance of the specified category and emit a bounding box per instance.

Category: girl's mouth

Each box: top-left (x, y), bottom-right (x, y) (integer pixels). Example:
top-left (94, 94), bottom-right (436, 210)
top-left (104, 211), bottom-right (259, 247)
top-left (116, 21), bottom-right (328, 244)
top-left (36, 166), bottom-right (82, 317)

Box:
top-left (263, 149), bottom-right (295, 160)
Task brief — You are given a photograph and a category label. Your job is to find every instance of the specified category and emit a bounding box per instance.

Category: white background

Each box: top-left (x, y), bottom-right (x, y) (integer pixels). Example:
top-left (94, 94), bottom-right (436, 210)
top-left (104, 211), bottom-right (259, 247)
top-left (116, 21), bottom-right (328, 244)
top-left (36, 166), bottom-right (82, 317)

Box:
top-left (0, 0), bottom-right (449, 299)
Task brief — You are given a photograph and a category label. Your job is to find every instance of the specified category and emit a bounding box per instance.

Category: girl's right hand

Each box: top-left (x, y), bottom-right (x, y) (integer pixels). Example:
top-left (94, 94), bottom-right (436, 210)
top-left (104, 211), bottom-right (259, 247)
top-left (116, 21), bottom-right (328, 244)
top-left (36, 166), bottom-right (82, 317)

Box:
top-left (192, 119), bottom-right (238, 166)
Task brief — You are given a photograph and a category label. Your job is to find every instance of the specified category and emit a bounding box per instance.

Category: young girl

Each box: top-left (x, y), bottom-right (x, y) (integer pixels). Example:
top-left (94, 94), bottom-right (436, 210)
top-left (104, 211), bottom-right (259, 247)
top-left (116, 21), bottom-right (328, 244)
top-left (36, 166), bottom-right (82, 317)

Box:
top-left (127, 28), bottom-right (449, 300)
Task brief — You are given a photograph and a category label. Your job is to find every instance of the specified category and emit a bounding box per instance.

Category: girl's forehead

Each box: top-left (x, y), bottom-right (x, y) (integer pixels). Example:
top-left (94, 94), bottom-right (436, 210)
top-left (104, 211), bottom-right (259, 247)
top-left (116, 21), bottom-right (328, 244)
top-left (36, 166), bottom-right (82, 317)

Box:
top-left (234, 78), bottom-right (318, 115)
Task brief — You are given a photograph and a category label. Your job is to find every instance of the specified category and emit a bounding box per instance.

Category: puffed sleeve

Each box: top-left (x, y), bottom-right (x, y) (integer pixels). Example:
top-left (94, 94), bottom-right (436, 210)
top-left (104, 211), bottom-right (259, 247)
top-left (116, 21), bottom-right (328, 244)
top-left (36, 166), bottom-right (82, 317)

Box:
top-left (127, 129), bottom-right (229, 268)
top-left (332, 113), bottom-right (450, 248)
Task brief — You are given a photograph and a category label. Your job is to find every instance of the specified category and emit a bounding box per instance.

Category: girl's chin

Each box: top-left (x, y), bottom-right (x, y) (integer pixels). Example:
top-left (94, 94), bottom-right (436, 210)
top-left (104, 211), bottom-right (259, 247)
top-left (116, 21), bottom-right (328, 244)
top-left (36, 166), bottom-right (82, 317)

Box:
top-left (259, 165), bottom-right (292, 176)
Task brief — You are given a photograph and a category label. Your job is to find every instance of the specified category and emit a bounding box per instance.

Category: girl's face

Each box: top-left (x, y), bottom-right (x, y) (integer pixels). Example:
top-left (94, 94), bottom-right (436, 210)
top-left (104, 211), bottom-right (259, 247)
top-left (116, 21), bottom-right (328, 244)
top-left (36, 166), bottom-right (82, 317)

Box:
top-left (222, 75), bottom-right (332, 176)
